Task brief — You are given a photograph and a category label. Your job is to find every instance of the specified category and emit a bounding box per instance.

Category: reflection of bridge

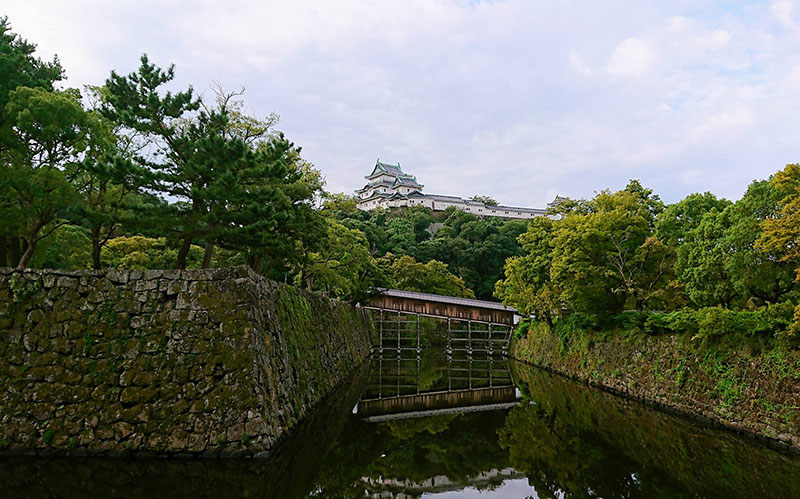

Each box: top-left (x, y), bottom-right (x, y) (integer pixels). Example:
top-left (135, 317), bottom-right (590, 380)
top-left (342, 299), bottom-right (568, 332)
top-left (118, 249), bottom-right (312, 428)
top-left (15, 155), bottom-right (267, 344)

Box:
top-left (353, 351), bottom-right (521, 422)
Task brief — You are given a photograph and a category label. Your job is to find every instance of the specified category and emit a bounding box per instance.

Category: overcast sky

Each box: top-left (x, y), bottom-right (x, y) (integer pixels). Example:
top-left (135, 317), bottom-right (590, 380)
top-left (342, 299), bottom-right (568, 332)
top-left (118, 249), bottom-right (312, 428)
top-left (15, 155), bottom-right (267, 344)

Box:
top-left (5, 1), bottom-right (800, 206)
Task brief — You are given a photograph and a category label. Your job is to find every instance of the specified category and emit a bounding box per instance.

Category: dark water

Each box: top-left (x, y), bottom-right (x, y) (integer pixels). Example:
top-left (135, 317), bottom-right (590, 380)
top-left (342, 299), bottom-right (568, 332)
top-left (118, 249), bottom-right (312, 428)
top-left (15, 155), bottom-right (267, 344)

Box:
top-left (3, 348), bottom-right (800, 498)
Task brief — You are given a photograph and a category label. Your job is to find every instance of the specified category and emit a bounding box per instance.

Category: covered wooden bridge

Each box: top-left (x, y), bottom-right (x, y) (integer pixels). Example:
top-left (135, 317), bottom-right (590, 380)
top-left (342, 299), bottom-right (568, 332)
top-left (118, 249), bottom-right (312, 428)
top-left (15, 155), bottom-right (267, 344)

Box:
top-left (366, 288), bottom-right (520, 326)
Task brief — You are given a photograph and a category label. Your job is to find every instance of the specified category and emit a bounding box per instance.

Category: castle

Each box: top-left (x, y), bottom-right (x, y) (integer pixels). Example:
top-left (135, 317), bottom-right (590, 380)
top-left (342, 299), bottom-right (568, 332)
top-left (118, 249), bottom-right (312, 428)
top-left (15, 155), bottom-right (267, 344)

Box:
top-left (355, 159), bottom-right (557, 220)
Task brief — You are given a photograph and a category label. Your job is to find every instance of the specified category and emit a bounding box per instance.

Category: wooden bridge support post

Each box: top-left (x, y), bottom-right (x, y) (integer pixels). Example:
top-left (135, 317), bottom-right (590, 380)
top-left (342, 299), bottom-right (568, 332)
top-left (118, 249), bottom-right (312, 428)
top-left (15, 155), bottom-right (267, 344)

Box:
top-left (378, 355), bottom-right (382, 398)
top-left (467, 321), bottom-right (472, 357)
top-left (446, 318), bottom-right (452, 359)
top-left (378, 310), bottom-right (384, 355)
top-left (489, 355), bottom-right (493, 387)
top-left (397, 311), bottom-right (401, 352)
top-left (488, 323), bottom-right (493, 357)
top-left (416, 313), bottom-right (421, 355)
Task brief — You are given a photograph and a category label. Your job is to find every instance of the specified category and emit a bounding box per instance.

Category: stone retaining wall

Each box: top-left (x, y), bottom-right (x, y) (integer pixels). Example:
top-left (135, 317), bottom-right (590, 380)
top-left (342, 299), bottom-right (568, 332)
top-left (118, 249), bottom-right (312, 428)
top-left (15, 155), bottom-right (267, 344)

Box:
top-left (0, 266), bottom-right (373, 456)
top-left (510, 324), bottom-right (800, 452)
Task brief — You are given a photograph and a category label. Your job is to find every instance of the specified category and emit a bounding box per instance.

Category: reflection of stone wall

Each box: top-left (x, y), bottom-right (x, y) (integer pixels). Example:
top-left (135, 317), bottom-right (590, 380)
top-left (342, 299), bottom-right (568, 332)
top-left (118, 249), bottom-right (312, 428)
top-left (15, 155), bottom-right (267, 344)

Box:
top-left (511, 324), bottom-right (800, 452)
top-left (0, 266), bottom-right (373, 456)
top-left (506, 362), bottom-right (800, 497)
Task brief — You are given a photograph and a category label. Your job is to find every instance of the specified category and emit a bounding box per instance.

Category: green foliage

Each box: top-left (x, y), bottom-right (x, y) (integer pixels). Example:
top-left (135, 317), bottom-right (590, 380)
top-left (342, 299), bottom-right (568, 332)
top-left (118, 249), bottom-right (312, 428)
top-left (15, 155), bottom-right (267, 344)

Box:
top-left (676, 179), bottom-right (797, 309)
top-left (293, 218), bottom-right (384, 302)
top-left (379, 254), bottom-right (475, 298)
top-left (656, 191), bottom-right (731, 247)
top-left (1, 86), bottom-right (92, 267)
top-left (498, 182), bottom-right (676, 322)
top-left (0, 25), bottom-right (327, 273)
top-left (550, 187), bottom-right (675, 314)
top-left (101, 236), bottom-right (203, 269)
top-left (495, 216), bottom-right (558, 323)
top-left (9, 273), bottom-right (39, 302)
top-left (496, 172), bottom-right (800, 343)
top-left (28, 223), bottom-right (92, 269)
top-left (757, 164), bottom-right (800, 335)
top-left (42, 429), bottom-right (54, 445)
top-left (332, 205), bottom-right (524, 300)
top-left (470, 194), bottom-right (499, 206)
top-left (102, 58), bottom-right (326, 271)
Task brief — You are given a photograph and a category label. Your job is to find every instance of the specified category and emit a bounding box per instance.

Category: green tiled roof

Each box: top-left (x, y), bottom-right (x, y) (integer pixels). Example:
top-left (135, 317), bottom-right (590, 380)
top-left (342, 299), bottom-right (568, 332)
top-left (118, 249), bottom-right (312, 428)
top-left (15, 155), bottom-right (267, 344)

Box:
top-left (367, 159), bottom-right (418, 181)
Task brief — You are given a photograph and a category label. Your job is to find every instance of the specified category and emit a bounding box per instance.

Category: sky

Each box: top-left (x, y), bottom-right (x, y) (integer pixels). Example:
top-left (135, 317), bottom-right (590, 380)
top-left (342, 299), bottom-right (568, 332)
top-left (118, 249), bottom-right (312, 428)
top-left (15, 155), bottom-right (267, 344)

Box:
top-left (5, 0), bottom-right (800, 207)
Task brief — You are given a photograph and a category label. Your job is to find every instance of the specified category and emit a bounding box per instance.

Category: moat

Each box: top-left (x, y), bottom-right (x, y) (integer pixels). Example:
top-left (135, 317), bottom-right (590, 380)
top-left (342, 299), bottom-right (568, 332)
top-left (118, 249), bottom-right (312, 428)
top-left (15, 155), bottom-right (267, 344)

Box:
top-left (2, 346), bottom-right (800, 498)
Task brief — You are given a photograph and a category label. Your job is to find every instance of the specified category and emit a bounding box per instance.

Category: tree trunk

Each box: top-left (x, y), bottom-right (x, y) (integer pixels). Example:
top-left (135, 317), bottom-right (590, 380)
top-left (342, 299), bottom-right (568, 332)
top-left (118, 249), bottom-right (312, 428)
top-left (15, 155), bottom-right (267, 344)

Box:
top-left (202, 241), bottom-right (214, 269)
top-left (17, 239), bottom-right (36, 269)
top-left (249, 254), bottom-right (263, 274)
top-left (0, 238), bottom-right (6, 267)
top-left (91, 226), bottom-right (102, 270)
top-left (175, 235), bottom-right (193, 269)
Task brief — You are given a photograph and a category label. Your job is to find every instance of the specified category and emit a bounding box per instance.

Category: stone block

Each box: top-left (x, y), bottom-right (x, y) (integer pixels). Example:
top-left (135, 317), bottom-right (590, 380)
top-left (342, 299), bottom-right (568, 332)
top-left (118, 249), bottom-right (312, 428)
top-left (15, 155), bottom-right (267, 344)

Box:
top-left (162, 280), bottom-right (188, 294)
top-left (134, 280), bottom-right (157, 292)
top-left (56, 277), bottom-right (78, 289)
top-left (42, 275), bottom-right (56, 288)
top-left (161, 269), bottom-right (182, 280)
top-left (105, 270), bottom-right (129, 284)
top-left (143, 270), bottom-right (164, 280)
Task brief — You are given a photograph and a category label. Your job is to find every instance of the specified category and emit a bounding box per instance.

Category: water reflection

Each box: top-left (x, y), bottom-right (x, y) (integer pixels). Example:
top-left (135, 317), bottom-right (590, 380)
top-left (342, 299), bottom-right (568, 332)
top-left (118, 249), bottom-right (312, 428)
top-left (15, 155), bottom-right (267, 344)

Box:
top-left (2, 348), bottom-right (800, 498)
top-left (355, 349), bottom-right (520, 422)
top-left (315, 349), bottom-right (800, 498)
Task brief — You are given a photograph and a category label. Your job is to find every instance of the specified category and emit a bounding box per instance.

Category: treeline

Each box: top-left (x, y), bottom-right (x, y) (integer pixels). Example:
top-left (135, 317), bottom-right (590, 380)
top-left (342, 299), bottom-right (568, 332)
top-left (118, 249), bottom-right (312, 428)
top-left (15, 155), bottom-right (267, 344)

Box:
top-left (496, 173), bottom-right (800, 343)
top-left (0, 18), bottom-right (495, 301)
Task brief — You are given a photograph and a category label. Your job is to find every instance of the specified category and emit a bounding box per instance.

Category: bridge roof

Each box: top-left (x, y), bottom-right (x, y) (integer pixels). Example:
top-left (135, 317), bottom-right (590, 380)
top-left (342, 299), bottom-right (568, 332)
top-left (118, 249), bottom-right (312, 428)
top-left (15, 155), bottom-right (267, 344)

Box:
top-left (377, 288), bottom-right (518, 313)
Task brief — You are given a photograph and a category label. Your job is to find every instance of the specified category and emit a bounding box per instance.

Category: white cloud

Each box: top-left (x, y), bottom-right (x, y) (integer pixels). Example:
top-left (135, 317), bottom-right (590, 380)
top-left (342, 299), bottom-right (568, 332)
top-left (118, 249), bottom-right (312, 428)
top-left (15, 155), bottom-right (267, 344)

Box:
top-left (773, 0), bottom-right (795, 26)
top-left (607, 37), bottom-right (655, 77)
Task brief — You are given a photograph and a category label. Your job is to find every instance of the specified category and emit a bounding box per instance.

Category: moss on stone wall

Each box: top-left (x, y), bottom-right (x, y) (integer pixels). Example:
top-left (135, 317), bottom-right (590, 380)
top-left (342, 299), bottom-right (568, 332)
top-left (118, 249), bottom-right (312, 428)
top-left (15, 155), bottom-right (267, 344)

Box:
top-left (0, 266), bottom-right (373, 456)
top-left (510, 322), bottom-right (800, 451)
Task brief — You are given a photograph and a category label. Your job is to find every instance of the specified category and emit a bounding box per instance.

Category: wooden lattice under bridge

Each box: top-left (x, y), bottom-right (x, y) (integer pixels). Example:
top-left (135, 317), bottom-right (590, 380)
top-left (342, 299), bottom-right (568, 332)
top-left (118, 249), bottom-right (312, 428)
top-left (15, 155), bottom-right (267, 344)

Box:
top-left (363, 288), bottom-right (521, 356)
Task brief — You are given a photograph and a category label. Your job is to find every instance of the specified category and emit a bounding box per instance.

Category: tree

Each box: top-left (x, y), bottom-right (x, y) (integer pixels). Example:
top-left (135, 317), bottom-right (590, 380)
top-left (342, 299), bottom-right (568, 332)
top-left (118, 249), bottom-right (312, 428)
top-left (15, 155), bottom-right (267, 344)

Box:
top-left (624, 179), bottom-right (664, 228)
top-left (549, 187), bottom-right (673, 314)
top-left (0, 16), bottom-right (63, 152)
top-left (758, 164), bottom-right (800, 281)
top-left (101, 54), bottom-right (200, 268)
top-left (724, 179), bottom-right (796, 304)
top-left (1, 87), bottom-right (93, 268)
top-left (102, 56), bottom-right (325, 272)
top-left (470, 195), bottom-right (498, 206)
top-left (675, 208), bottom-right (736, 307)
top-left (0, 17), bottom-right (64, 266)
top-left (380, 254), bottom-right (475, 298)
top-left (754, 165), bottom-right (800, 338)
top-left (72, 86), bottom-right (150, 269)
top-left (322, 193), bottom-right (358, 214)
top-left (28, 224), bottom-right (91, 269)
top-left (101, 235), bottom-right (203, 269)
top-left (292, 218), bottom-right (383, 301)
top-left (656, 192), bottom-right (731, 247)
top-left (677, 179), bottom-right (797, 308)
top-left (495, 216), bottom-right (560, 324)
